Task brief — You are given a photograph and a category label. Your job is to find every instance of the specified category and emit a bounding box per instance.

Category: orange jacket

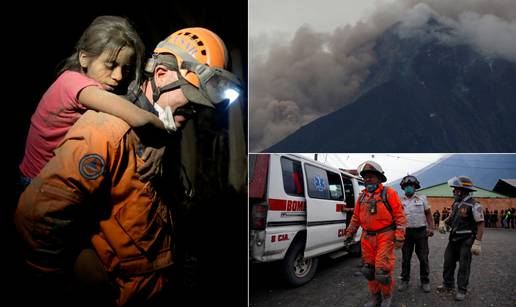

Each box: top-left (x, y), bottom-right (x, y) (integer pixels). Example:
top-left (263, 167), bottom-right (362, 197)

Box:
top-left (346, 184), bottom-right (407, 240)
top-left (15, 110), bottom-right (173, 304)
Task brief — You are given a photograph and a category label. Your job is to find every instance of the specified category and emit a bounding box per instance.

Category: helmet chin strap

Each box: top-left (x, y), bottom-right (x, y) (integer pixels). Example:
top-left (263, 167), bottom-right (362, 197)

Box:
top-left (150, 76), bottom-right (188, 103)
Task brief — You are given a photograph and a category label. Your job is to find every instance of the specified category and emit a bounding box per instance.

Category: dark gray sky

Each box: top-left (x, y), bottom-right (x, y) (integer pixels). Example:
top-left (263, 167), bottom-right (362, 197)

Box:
top-left (250, 0), bottom-right (387, 38)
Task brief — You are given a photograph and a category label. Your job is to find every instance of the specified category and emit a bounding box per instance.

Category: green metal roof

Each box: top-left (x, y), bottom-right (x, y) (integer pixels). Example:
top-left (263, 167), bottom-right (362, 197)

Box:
top-left (418, 183), bottom-right (510, 198)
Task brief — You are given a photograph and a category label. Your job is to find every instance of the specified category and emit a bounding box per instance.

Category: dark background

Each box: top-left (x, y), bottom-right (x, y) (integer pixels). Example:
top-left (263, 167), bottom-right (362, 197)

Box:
top-left (2, 2), bottom-right (247, 306)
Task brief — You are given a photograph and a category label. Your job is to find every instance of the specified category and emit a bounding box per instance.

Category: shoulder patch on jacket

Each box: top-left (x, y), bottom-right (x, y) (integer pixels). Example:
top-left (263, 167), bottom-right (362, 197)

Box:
top-left (79, 154), bottom-right (105, 180)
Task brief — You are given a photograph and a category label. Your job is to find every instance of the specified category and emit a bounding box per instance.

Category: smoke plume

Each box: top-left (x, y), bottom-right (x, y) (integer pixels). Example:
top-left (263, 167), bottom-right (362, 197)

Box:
top-left (250, 0), bottom-right (516, 152)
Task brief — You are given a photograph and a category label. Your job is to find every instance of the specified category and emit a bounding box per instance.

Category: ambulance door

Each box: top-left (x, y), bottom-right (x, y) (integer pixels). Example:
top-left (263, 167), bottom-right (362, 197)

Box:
top-left (304, 163), bottom-right (347, 258)
top-left (341, 174), bottom-right (363, 242)
top-left (262, 155), bottom-right (307, 260)
top-left (341, 176), bottom-right (355, 229)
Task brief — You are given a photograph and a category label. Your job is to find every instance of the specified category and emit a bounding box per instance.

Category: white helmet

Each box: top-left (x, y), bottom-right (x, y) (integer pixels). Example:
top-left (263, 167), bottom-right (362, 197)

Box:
top-left (357, 161), bottom-right (387, 183)
top-left (448, 176), bottom-right (476, 191)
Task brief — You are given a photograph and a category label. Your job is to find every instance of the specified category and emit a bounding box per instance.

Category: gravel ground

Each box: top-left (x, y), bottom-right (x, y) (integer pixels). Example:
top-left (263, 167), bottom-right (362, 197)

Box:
top-left (249, 228), bottom-right (516, 307)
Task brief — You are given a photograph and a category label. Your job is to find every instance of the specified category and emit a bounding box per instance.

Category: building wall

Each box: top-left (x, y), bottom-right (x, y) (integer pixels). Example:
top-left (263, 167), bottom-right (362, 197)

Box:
top-left (417, 196), bottom-right (516, 228)
top-left (426, 197), bottom-right (516, 213)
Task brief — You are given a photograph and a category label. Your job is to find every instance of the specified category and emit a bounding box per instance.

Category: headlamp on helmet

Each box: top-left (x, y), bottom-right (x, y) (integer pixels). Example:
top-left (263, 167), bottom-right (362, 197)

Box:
top-left (185, 61), bottom-right (242, 105)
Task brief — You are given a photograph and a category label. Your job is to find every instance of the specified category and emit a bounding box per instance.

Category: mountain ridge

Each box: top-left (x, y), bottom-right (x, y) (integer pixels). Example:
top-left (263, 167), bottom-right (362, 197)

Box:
top-left (267, 19), bottom-right (516, 152)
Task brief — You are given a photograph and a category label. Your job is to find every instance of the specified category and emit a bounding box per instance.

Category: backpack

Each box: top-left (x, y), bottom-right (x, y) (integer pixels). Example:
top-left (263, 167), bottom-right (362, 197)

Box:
top-left (358, 186), bottom-right (393, 216)
top-left (357, 186), bottom-right (397, 232)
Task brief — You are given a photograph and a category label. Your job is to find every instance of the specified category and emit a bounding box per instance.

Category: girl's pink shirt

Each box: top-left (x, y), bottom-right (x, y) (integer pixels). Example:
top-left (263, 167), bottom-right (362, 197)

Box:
top-left (19, 70), bottom-right (102, 178)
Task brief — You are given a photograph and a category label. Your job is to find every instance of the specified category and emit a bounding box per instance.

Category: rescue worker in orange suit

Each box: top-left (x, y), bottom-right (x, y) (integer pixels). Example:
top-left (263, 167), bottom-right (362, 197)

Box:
top-left (437, 176), bottom-right (484, 301)
top-left (14, 28), bottom-right (241, 306)
top-left (344, 161), bottom-right (407, 307)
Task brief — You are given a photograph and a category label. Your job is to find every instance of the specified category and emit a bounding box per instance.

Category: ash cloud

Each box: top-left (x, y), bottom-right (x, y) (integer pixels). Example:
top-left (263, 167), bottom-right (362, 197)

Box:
top-left (250, 0), bottom-right (516, 152)
top-left (396, 3), bottom-right (516, 61)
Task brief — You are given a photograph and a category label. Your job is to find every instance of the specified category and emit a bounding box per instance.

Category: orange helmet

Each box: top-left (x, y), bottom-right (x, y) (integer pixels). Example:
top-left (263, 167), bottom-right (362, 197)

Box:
top-left (148, 27), bottom-right (241, 107)
top-left (154, 28), bottom-right (228, 87)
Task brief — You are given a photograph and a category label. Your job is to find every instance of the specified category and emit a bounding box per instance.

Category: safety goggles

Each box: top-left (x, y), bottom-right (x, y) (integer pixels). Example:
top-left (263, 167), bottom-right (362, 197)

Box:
top-left (155, 41), bottom-right (242, 105)
top-left (402, 176), bottom-right (418, 185)
top-left (183, 62), bottom-right (241, 104)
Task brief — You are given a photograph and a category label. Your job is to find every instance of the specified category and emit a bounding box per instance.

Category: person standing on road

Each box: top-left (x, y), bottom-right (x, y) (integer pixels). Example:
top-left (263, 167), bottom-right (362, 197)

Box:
top-left (397, 175), bottom-right (434, 293)
top-left (433, 210), bottom-right (441, 229)
top-left (504, 209), bottom-right (513, 228)
top-left (438, 176), bottom-right (484, 301)
top-left (344, 161), bottom-right (407, 307)
top-left (441, 208), bottom-right (448, 221)
top-left (484, 208), bottom-right (490, 228)
top-left (492, 209), bottom-right (499, 228)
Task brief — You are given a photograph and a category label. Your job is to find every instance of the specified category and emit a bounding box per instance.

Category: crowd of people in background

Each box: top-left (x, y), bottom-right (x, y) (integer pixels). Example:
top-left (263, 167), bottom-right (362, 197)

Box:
top-left (484, 208), bottom-right (515, 228)
top-left (434, 207), bottom-right (516, 229)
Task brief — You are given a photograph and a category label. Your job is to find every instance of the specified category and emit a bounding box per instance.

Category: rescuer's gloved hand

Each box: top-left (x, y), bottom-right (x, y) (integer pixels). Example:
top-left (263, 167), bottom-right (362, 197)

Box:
top-left (137, 146), bottom-right (165, 182)
top-left (471, 239), bottom-right (481, 256)
top-left (438, 220), bottom-right (447, 234)
top-left (344, 228), bottom-right (355, 240)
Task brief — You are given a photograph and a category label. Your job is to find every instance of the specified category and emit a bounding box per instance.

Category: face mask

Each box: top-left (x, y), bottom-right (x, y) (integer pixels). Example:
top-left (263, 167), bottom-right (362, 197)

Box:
top-left (404, 186), bottom-right (415, 196)
top-left (454, 194), bottom-right (463, 202)
top-left (153, 103), bottom-right (176, 133)
top-left (365, 183), bottom-right (378, 193)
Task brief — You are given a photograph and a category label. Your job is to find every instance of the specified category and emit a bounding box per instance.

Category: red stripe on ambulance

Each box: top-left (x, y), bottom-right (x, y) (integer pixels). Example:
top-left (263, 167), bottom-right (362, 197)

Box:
top-left (268, 199), bottom-right (305, 212)
top-left (335, 203), bottom-right (345, 212)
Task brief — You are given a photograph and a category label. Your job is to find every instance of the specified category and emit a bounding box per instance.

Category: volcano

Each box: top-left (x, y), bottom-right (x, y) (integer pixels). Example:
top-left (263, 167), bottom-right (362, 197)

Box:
top-left (387, 154), bottom-right (516, 194)
top-left (267, 19), bottom-right (516, 152)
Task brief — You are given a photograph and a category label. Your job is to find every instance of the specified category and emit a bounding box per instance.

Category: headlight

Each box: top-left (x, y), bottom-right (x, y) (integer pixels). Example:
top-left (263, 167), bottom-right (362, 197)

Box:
top-left (224, 88), bottom-right (240, 104)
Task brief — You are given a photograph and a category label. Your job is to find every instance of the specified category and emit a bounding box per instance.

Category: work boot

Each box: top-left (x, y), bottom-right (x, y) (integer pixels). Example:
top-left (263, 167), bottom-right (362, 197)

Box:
top-left (397, 280), bottom-right (409, 292)
top-left (455, 291), bottom-right (466, 301)
top-left (421, 283), bottom-right (431, 293)
top-left (380, 294), bottom-right (392, 307)
top-left (363, 292), bottom-right (381, 307)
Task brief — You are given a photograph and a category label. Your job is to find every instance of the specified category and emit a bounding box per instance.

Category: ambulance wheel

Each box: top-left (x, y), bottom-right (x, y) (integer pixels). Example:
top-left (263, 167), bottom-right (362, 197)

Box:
top-left (281, 240), bottom-right (318, 287)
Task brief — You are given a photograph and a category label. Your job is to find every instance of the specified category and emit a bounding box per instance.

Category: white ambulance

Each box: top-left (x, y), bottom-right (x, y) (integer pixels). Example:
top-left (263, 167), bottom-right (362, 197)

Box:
top-left (249, 153), bottom-right (363, 286)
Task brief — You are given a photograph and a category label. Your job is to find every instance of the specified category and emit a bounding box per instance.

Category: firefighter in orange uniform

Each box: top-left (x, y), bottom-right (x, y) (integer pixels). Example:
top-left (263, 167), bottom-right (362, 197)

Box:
top-left (15, 28), bottom-right (241, 306)
top-left (344, 161), bottom-right (407, 307)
